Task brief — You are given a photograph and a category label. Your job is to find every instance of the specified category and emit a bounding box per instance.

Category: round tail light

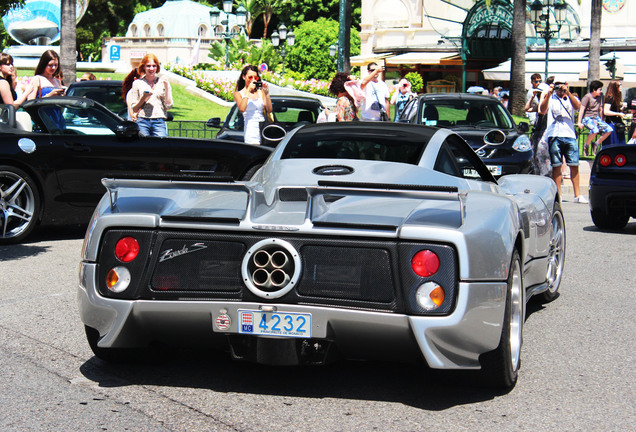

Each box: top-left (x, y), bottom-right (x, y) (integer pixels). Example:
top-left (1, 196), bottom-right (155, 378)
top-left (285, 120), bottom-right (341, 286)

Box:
top-left (615, 154), bottom-right (627, 167)
top-left (599, 154), bottom-right (612, 167)
top-left (411, 250), bottom-right (440, 277)
top-left (106, 266), bottom-right (131, 293)
top-left (115, 237), bottom-right (140, 262)
top-left (416, 282), bottom-right (446, 311)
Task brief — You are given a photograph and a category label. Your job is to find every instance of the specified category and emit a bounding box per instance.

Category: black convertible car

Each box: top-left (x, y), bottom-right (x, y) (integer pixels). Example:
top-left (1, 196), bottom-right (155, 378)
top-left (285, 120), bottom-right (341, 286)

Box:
top-left (0, 97), bottom-right (272, 243)
top-left (399, 93), bottom-right (532, 177)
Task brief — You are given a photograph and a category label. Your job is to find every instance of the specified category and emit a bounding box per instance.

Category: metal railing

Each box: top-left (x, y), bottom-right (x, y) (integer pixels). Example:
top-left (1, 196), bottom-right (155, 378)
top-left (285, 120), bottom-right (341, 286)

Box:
top-left (167, 120), bottom-right (217, 139)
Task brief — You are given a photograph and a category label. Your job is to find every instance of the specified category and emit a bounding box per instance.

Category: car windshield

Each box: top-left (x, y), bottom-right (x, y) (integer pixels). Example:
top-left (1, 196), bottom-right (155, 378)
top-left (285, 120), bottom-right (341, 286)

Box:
top-left (420, 100), bottom-right (514, 129)
top-left (281, 131), bottom-right (427, 164)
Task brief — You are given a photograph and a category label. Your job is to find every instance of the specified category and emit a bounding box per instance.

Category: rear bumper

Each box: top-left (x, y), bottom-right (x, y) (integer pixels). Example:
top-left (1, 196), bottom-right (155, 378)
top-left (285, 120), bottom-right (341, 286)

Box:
top-left (79, 262), bottom-right (506, 369)
top-left (589, 178), bottom-right (636, 216)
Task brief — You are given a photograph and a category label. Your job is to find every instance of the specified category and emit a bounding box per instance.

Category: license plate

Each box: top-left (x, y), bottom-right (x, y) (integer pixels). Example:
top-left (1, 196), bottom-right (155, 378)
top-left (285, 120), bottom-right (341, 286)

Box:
top-left (487, 165), bottom-right (502, 175)
top-left (238, 310), bottom-right (311, 338)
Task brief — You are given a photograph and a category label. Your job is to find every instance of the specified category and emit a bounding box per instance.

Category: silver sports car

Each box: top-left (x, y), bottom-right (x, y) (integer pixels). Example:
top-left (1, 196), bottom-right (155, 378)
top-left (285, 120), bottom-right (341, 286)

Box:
top-left (78, 122), bottom-right (565, 389)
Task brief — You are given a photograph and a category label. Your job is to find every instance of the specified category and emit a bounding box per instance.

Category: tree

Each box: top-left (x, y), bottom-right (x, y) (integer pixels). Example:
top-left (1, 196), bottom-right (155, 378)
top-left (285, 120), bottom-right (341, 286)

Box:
top-left (235, 0), bottom-right (259, 37)
top-left (277, 0), bottom-right (361, 30)
top-left (509, 0), bottom-right (526, 117)
top-left (285, 18), bottom-right (360, 80)
top-left (257, 0), bottom-right (279, 38)
top-left (208, 33), bottom-right (280, 70)
top-left (587, 0), bottom-right (601, 87)
top-left (0, 0), bottom-right (24, 16)
top-left (60, 0), bottom-right (76, 83)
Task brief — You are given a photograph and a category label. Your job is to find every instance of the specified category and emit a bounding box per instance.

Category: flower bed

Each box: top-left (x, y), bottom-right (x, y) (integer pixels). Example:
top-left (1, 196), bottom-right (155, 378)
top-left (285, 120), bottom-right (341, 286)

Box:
top-left (166, 64), bottom-right (331, 102)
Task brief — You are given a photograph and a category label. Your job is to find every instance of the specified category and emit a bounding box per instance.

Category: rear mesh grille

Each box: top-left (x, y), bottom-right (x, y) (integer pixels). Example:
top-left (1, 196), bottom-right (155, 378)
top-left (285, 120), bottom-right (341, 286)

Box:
top-left (297, 245), bottom-right (394, 302)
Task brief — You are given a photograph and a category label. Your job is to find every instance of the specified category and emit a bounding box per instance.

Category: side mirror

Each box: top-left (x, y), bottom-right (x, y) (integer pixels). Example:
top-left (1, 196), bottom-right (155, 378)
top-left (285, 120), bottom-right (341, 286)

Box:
top-left (517, 122), bottom-right (530, 133)
top-left (206, 117), bottom-right (221, 128)
top-left (476, 129), bottom-right (506, 153)
top-left (115, 120), bottom-right (139, 138)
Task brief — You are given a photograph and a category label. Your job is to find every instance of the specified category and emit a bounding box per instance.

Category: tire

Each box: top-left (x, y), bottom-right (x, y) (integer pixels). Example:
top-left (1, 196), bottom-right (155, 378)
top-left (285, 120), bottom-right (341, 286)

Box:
top-left (591, 208), bottom-right (629, 231)
top-left (0, 166), bottom-right (41, 244)
top-left (240, 163), bottom-right (263, 181)
top-left (540, 201), bottom-right (565, 303)
top-left (480, 249), bottom-right (524, 389)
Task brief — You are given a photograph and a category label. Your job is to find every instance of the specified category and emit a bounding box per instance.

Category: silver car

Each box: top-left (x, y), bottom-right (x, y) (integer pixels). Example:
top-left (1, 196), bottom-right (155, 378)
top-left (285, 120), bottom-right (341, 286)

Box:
top-left (78, 122), bottom-right (565, 389)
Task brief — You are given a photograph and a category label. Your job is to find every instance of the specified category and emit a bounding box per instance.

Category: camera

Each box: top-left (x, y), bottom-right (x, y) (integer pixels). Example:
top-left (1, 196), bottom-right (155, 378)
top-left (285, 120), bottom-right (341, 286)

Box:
top-left (255, 81), bottom-right (263, 89)
top-left (554, 82), bottom-right (565, 91)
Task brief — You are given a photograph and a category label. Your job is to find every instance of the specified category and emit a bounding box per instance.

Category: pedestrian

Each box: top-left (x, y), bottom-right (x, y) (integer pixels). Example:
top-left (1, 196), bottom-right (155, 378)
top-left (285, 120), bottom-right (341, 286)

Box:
top-left (491, 86), bottom-right (502, 100)
top-left (359, 62), bottom-right (390, 121)
top-left (31, 49), bottom-right (65, 98)
top-left (79, 72), bottom-right (96, 81)
top-left (0, 53), bottom-right (36, 107)
top-left (577, 80), bottom-right (613, 156)
top-left (524, 73), bottom-right (544, 125)
top-left (628, 99), bottom-right (636, 144)
top-left (390, 78), bottom-right (414, 121)
top-left (538, 82), bottom-right (588, 203)
top-left (328, 71), bottom-right (357, 122)
top-left (122, 67), bottom-right (143, 121)
top-left (603, 80), bottom-right (626, 145)
top-left (233, 64), bottom-right (273, 145)
top-left (128, 53), bottom-right (173, 137)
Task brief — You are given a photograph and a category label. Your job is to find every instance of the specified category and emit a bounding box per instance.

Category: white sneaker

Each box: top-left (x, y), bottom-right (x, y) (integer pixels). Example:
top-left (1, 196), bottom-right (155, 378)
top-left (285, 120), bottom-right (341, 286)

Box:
top-left (574, 195), bottom-right (589, 204)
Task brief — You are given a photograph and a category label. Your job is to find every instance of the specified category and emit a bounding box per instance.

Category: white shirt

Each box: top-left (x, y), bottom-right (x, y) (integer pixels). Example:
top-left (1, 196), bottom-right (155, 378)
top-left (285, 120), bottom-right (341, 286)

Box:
top-left (360, 80), bottom-right (390, 121)
top-left (544, 93), bottom-right (576, 139)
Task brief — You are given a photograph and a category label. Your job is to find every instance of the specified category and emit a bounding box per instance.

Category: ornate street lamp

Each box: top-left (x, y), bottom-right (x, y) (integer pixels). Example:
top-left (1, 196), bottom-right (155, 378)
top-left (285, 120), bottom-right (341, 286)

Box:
top-left (530, 0), bottom-right (568, 79)
top-left (271, 23), bottom-right (295, 77)
top-left (209, 1), bottom-right (247, 68)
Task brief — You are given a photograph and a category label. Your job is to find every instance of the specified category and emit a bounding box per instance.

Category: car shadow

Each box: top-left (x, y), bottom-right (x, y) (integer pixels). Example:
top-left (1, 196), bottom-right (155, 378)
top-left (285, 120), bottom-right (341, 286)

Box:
top-left (79, 351), bottom-right (511, 410)
top-left (28, 224), bottom-right (88, 242)
top-left (0, 243), bottom-right (50, 261)
top-left (583, 220), bottom-right (636, 235)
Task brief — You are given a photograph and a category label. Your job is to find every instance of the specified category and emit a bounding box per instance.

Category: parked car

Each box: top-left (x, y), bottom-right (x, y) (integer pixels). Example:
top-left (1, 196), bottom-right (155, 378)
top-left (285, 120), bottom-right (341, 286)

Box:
top-left (589, 143), bottom-right (636, 229)
top-left (0, 97), bottom-right (272, 243)
top-left (207, 95), bottom-right (324, 145)
top-left (399, 93), bottom-right (532, 177)
top-left (78, 122), bottom-right (565, 389)
top-left (66, 80), bottom-right (127, 117)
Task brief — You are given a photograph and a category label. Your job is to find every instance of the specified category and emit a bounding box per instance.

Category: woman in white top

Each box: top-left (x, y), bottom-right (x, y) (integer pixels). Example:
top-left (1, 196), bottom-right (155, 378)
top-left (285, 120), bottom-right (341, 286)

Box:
top-left (128, 53), bottom-right (173, 137)
top-left (233, 65), bottom-right (273, 145)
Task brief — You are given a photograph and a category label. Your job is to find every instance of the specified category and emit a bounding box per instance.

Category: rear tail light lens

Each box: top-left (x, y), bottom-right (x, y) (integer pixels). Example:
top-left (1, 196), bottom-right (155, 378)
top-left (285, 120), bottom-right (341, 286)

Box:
top-left (411, 250), bottom-right (440, 277)
top-left (615, 154), bottom-right (627, 167)
top-left (416, 282), bottom-right (445, 311)
top-left (599, 154), bottom-right (612, 167)
top-left (106, 266), bottom-right (131, 293)
top-left (115, 237), bottom-right (140, 262)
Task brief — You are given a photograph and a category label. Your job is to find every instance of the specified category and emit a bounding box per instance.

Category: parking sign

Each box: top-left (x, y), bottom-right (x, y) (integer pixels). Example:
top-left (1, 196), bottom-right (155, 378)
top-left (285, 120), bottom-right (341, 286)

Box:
top-left (109, 45), bottom-right (120, 61)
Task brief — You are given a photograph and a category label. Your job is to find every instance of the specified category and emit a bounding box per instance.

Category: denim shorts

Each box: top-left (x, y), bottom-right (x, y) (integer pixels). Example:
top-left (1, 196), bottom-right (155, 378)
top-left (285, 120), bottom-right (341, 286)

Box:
top-left (137, 117), bottom-right (167, 137)
top-left (549, 136), bottom-right (579, 167)
top-left (581, 115), bottom-right (613, 135)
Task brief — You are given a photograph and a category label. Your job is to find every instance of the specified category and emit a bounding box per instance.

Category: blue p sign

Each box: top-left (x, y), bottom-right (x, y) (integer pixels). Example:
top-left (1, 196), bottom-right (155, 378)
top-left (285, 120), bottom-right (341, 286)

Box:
top-left (110, 45), bottom-right (121, 61)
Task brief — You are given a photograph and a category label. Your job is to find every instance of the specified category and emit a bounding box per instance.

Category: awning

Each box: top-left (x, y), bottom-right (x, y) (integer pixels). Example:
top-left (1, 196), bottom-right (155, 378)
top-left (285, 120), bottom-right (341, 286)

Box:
top-left (349, 53), bottom-right (392, 67)
top-left (482, 59), bottom-right (589, 83)
top-left (385, 52), bottom-right (459, 65)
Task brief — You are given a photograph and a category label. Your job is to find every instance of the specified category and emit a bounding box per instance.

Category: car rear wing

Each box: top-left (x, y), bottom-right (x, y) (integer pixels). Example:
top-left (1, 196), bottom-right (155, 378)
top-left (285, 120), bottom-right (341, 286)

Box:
top-left (102, 178), bottom-right (463, 233)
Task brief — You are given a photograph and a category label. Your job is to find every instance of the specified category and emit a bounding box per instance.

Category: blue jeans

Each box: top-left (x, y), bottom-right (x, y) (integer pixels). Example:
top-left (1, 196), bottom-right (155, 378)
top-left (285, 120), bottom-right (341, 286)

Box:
top-left (549, 136), bottom-right (579, 167)
top-left (137, 118), bottom-right (167, 137)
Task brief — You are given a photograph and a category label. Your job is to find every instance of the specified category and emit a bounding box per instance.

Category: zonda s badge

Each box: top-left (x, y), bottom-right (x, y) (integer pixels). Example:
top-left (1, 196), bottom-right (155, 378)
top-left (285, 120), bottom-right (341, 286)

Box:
top-left (159, 242), bottom-right (207, 262)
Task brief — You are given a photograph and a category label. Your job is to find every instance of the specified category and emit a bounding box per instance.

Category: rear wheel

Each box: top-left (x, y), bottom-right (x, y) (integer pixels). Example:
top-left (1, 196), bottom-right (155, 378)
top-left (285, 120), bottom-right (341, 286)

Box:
top-left (0, 166), bottom-right (40, 244)
top-left (480, 249), bottom-right (524, 389)
top-left (541, 201), bottom-right (565, 303)
top-left (591, 208), bottom-right (629, 230)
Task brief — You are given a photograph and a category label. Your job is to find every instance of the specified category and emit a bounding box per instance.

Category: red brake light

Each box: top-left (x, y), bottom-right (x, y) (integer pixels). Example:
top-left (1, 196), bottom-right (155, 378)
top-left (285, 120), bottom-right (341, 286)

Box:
top-left (615, 154), bottom-right (627, 167)
top-left (599, 154), bottom-right (612, 167)
top-left (411, 250), bottom-right (440, 277)
top-left (115, 237), bottom-right (140, 262)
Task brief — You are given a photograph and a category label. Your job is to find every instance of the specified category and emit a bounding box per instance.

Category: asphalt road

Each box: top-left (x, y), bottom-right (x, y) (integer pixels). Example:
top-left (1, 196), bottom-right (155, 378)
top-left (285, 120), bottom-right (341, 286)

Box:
top-left (1, 203), bottom-right (634, 431)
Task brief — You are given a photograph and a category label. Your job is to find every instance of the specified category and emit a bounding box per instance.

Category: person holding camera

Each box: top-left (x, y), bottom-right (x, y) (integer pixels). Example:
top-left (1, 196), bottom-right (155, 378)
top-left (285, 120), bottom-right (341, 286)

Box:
top-left (603, 80), bottom-right (626, 145)
top-left (234, 65), bottom-right (273, 145)
top-left (539, 82), bottom-right (587, 203)
top-left (359, 62), bottom-right (390, 121)
top-left (577, 80), bottom-right (613, 156)
top-left (390, 78), bottom-right (414, 121)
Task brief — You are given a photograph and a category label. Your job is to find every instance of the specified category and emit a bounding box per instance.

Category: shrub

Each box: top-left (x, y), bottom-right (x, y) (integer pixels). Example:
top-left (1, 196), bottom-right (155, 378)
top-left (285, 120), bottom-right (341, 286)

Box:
top-left (405, 72), bottom-right (424, 93)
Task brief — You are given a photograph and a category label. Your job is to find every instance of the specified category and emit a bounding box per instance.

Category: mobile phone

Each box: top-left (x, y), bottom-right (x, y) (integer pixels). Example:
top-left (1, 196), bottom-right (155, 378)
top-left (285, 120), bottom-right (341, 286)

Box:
top-left (255, 81), bottom-right (263, 89)
top-left (144, 90), bottom-right (151, 94)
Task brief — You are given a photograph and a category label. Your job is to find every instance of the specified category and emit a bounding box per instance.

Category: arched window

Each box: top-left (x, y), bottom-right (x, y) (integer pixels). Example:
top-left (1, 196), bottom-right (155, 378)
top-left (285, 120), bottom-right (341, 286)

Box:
top-left (198, 25), bottom-right (207, 37)
top-left (157, 23), bottom-right (165, 37)
top-left (130, 24), bottom-right (138, 37)
top-left (144, 24), bottom-right (151, 37)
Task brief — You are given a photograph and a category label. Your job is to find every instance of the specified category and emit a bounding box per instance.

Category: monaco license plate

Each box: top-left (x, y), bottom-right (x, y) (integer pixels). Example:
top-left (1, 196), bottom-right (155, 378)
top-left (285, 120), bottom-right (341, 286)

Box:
top-left (487, 165), bottom-right (502, 176)
top-left (238, 310), bottom-right (311, 338)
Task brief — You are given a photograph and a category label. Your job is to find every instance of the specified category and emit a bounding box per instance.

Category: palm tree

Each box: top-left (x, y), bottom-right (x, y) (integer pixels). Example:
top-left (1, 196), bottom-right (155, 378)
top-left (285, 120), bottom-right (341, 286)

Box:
top-left (236, 0), bottom-right (258, 37)
top-left (587, 0), bottom-right (601, 86)
top-left (509, 0), bottom-right (527, 117)
top-left (60, 0), bottom-right (76, 85)
top-left (0, 0), bottom-right (25, 16)
top-left (258, 0), bottom-right (279, 38)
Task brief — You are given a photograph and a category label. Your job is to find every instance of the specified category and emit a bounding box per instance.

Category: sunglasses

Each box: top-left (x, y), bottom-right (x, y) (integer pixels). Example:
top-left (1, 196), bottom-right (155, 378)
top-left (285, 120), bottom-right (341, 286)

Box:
top-left (533, 79), bottom-right (542, 83)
